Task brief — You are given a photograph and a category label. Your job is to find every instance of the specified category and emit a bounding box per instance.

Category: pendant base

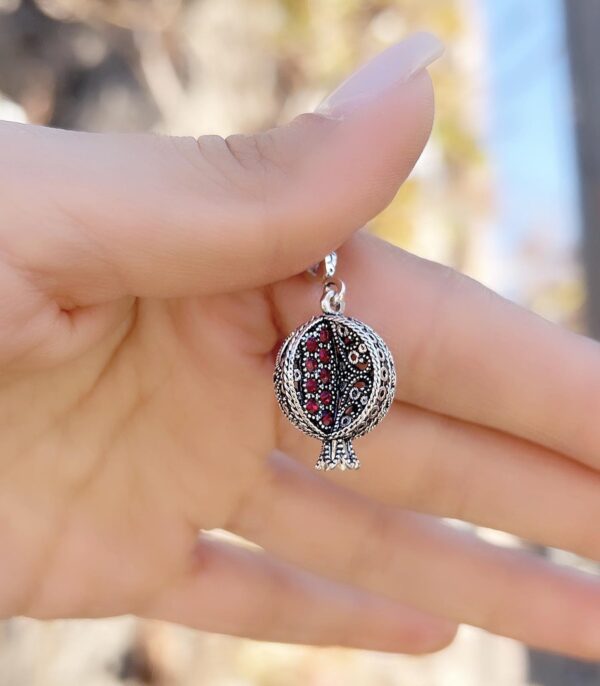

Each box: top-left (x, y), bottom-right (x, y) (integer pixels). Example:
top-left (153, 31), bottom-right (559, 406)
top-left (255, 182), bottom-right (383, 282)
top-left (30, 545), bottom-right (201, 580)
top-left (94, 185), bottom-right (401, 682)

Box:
top-left (315, 438), bottom-right (360, 471)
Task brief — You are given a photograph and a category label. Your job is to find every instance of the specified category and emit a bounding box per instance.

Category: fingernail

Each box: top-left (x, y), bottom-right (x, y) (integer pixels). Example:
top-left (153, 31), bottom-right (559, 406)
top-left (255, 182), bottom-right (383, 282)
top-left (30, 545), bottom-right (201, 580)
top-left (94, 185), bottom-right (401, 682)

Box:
top-left (316, 32), bottom-right (444, 118)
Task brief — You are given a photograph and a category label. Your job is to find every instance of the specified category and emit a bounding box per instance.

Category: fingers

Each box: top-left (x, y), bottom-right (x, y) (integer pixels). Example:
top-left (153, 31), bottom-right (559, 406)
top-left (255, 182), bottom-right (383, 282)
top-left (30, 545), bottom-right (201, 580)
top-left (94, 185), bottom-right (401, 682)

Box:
top-left (227, 453), bottom-right (600, 660)
top-left (282, 401), bottom-right (600, 561)
top-left (274, 232), bottom-right (600, 471)
top-left (145, 533), bottom-right (456, 654)
top-left (0, 37), bottom-right (440, 304)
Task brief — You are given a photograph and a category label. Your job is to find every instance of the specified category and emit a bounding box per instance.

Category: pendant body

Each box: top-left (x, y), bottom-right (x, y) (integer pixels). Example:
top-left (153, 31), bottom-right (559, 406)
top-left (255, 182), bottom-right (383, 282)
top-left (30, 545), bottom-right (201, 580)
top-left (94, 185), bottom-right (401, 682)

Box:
top-left (274, 313), bottom-right (396, 471)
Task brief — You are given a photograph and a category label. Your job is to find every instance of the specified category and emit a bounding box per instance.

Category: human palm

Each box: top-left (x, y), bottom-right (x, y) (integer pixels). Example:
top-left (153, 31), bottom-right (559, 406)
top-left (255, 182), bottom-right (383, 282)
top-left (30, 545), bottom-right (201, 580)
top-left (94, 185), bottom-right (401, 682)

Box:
top-left (4, 37), bottom-right (600, 660)
top-left (0, 288), bottom-right (273, 612)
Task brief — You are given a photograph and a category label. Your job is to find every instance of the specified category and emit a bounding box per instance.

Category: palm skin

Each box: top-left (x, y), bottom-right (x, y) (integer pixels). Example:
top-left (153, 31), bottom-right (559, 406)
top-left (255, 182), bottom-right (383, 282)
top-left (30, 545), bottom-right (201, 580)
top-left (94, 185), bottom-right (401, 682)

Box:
top-left (0, 288), bottom-right (278, 616)
top-left (3, 268), bottom-right (438, 655)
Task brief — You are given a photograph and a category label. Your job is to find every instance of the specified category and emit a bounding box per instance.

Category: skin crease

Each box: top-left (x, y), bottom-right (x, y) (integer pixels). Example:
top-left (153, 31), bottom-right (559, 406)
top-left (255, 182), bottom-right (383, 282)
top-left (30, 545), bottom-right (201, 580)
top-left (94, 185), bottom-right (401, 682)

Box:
top-left (4, 64), bottom-right (600, 660)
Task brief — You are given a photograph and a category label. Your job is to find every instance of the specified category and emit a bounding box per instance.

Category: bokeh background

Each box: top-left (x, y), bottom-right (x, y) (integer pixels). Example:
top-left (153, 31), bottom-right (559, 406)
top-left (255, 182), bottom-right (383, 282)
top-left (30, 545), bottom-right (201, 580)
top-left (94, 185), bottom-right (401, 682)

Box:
top-left (0, 0), bottom-right (597, 684)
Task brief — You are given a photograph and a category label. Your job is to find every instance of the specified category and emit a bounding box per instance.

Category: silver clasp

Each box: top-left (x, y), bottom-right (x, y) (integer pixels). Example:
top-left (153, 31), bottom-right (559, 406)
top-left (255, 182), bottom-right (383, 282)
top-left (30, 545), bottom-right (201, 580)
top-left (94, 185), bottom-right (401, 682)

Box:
top-left (322, 252), bottom-right (338, 279)
top-left (319, 252), bottom-right (346, 314)
top-left (308, 251), bottom-right (338, 279)
top-left (309, 251), bottom-right (346, 314)
top-left (321, 277), bottom-right (346, 314)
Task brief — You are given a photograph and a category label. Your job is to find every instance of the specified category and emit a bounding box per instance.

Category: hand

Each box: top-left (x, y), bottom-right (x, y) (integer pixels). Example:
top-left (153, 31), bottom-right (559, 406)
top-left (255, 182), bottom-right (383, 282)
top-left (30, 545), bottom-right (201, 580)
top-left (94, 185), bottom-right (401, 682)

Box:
top-left (1, 33), bottom-right (600, 659)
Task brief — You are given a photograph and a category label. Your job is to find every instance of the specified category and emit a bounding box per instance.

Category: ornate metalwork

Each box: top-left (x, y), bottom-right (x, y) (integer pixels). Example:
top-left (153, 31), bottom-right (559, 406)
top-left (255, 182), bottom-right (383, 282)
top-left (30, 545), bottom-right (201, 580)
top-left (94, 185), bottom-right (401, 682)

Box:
top-left (274, 312), bottom-right (396, 471)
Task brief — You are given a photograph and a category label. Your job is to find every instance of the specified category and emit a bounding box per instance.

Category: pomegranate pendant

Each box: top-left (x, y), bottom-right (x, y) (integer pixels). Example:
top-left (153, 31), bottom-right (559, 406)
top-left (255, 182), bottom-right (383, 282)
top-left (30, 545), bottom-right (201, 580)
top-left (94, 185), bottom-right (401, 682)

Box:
top-left (274, 253), bottom-right (396, 471)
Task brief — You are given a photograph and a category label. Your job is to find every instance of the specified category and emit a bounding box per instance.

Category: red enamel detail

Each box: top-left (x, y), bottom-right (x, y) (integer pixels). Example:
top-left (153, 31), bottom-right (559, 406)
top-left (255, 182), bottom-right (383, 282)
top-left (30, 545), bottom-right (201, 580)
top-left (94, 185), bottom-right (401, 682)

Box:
top-left (320, 390), bottom-right (332, 405)
top-left (306, 378), bottom-right (318, 393)
top-left (319, 368), bottom-right (331, 383)
top-left (306, 337), bottom-right (318, 352)
top-left (321, 411), bottom-right (334, 426)
top-left (306, 399), bottom-right (319, 414)
top-left (305, 358), bottom-right (317, 372)
top-left (319, 328), bottom-right (330, 342)
top-left (318, 348), bottom-right (330, 363)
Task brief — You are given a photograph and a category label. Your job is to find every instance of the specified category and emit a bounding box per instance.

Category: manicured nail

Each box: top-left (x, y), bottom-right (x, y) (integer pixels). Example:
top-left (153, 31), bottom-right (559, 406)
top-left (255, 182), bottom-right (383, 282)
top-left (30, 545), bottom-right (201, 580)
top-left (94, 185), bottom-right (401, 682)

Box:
top-left (316, 32), bottom-right (444, 118)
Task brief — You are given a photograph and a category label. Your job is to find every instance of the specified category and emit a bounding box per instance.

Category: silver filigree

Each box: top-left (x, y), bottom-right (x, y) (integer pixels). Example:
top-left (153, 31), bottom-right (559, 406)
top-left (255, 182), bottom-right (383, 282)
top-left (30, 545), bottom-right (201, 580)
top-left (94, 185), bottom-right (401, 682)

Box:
top-left (274, 253), bottom-right (396, 471)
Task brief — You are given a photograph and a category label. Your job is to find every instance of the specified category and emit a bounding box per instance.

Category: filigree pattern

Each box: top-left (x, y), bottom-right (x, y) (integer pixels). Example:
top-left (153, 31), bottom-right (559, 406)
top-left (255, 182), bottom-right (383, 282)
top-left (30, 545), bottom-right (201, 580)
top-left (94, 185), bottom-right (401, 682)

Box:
top-left (274, 314), bottom-right (396, 471)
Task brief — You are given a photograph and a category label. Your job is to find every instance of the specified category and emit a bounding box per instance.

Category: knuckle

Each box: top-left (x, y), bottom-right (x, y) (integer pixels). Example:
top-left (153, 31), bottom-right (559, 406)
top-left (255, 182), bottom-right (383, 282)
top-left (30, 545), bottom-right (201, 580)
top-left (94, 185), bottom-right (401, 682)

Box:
top-left (419, 263), bottom-right (463, 334)
top-left (223, 133), bottom-right (262, 170)
top-left (221, 457), bottom-right (287, 539)
top-left (169, 133), bottom-right (269, 200)
top-left (399, 410), bottom-right (468, 516)
top-left (196, 131), bottom-right (281, 259)
top-left (224, 131), bottom-right (287, 182)
top-left (418, 418), bottom-right (475, 521)
top-left (193, 134), bottom-right (259, 196)
top-left (399, 262), bottom-right (481, 400)
top-left (392, 407), bottom-right (443, 500)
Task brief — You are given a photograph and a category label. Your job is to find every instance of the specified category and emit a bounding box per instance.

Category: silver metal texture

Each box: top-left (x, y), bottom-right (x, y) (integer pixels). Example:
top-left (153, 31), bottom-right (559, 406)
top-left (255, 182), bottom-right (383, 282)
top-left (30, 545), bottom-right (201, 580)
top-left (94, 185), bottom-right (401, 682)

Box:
top-left (274, 313), bottom-right (396, 471)
top-left (307, 251), bottom-right (338, 278)
top-left (321, 278), bottom-right (346, 314)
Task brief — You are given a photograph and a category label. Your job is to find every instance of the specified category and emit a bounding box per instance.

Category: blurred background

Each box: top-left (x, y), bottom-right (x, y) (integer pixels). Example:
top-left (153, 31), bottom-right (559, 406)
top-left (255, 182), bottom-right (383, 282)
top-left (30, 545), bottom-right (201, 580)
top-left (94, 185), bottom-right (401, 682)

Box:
top-left (0, 0), bottom-right (597, 684)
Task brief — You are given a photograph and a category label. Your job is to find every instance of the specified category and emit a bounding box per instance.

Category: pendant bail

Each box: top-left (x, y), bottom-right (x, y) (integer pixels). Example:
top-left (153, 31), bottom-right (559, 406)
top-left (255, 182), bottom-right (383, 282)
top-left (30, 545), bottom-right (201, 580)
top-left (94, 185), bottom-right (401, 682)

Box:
top-left (308, 251), bottom-right (338, 279)
top-left (323, 252), bottom-right (338, 279)
top-left (310, 252), bottom-right (346, 314)
top-left (321, 277), bottom-right (346, 314)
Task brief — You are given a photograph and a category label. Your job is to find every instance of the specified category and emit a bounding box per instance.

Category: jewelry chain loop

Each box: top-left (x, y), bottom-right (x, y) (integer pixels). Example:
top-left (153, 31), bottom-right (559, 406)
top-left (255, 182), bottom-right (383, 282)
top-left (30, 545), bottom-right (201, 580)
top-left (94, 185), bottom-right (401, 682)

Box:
top-left (316, 252), bottom-right (345, 314)
top-left (321, 277), bottom-right (346, 314)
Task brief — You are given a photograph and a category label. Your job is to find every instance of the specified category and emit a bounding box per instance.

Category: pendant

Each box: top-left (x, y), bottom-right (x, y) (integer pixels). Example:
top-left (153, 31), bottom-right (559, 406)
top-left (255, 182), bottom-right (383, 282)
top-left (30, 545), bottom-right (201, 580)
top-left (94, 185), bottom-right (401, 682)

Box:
top-left (274, 252), bottom-right (396, 471)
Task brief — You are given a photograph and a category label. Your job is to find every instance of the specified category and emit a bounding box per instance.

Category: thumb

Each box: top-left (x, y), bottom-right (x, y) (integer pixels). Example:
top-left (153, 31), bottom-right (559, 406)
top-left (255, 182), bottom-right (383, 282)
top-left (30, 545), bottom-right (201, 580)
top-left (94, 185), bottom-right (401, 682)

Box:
top-left (1, 32), bottom-right (442, 305)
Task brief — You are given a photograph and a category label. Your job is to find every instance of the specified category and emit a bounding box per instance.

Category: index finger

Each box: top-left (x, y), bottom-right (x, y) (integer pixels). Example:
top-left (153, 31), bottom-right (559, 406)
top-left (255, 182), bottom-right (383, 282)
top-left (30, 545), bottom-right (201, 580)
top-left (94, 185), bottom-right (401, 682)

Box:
top-left (0, 50), bottom-right (434, 304)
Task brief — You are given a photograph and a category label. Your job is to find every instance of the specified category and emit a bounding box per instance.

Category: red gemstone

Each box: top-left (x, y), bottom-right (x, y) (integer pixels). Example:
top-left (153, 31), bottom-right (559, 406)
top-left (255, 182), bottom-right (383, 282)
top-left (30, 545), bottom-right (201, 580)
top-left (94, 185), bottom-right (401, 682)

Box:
top-left (319, 328), bottom-right (330, 343)
top-left (306, 337), bottom-right (318, 352)
top-left (321, 411), bottom-right (334, 426)
top-left (319, 368), bottom-right (331, 383)
top-left (306, 399), bottom-right (319, 414)
top-left (306, 378), bottom-right (318, 393)
top-left (320, 390), bottom-right (332, 405)
top-left (318, 348), bottom-right (330, 363)
top-left (305, 358), bottom-right (317, 372)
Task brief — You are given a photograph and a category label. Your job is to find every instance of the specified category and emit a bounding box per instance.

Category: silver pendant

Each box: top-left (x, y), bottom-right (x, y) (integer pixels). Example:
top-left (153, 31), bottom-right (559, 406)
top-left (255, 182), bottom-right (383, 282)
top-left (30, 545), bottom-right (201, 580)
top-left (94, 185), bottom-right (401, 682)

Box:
top-left (274, 253), bottom-right (396, 471)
